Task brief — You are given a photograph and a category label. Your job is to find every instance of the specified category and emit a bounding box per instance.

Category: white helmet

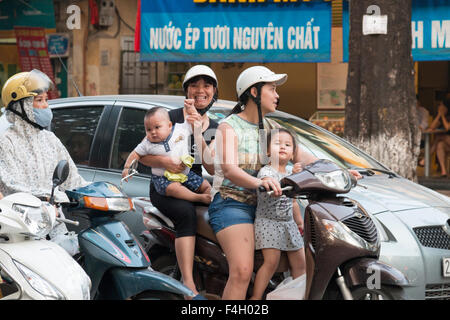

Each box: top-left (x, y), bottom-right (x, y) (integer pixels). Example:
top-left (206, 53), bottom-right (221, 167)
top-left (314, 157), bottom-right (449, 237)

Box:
top-left (182, 65), bottom-right (218, 90)
top-left (236, 66), bottom-right (287, 98)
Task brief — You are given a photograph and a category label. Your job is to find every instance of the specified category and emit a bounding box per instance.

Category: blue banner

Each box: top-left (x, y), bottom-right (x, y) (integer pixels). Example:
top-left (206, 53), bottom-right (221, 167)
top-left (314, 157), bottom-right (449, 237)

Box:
top-left (140, 0), bottom-right (331, 63)
top-left (343, 0), bottom-right (450, 62)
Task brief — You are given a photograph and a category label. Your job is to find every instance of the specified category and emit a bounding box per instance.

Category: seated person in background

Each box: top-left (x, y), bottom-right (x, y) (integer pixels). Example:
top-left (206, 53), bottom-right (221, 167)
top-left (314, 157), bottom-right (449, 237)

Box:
top-left (420, 98), bottom-right (450, 177)
top-left (122, 106), bottom-right (212, 204)
top-left (416, 96), bottom-right (430, 164)
top-left (416, 96), bottom-right (430, 133)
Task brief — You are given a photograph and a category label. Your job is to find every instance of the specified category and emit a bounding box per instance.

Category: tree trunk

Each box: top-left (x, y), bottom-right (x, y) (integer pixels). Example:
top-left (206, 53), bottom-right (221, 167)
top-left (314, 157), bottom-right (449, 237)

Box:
top-left (344, 0), bottom-right (420, 181)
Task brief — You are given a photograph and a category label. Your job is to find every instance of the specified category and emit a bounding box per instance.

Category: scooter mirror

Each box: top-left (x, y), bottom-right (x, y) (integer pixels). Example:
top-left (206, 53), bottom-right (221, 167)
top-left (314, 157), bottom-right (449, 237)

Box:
top-left (52, 160), bottom-right (70, 187)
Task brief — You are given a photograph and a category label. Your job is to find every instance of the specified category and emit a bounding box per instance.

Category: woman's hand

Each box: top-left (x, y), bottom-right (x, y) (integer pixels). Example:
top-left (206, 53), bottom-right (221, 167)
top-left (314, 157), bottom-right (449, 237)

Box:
top-left (165, 157), bottom-right (186, 173)
top-left (259, 177), bottom-right (282, 197)
top-left (349, 169), bottom-right (363, 180)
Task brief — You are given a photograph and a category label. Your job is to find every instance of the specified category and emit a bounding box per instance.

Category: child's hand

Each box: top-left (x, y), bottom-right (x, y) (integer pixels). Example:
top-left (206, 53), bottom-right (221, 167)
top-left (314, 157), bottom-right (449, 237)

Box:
top-left (185, 103), bottom-right (202, 133)
top-left (184, 99), bottom-right (197, 115)
top-left (292, 162), bottom-right (303, 174)
top-left (122, 168), bottom-right (132, 182)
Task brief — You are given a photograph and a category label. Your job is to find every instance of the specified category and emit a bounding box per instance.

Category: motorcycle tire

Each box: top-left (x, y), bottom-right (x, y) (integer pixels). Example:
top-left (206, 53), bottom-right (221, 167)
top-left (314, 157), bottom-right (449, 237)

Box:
top-left (350, 285), bottom-right (406, 300)
top-left (132, 290), bottom-right (183, 300)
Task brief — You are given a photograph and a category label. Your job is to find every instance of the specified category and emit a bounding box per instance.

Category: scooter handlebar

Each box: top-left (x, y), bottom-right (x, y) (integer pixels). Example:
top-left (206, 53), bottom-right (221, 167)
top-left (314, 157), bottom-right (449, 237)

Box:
top-left (258, 185), bottom-right (293, 196)
top-left (56, 217), bottom-right (79, 226)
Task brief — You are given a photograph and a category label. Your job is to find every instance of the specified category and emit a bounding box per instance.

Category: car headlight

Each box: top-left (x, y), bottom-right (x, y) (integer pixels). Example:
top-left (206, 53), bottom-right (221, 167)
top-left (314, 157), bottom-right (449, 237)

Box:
top-left (315, 170), bottom-right (351, 192)
top-left (322, 219), bottom-right (377, 251)
top-left (12, 204), bottom-right (52, 238)
top-left (13, 260), bottom-right (65, 300)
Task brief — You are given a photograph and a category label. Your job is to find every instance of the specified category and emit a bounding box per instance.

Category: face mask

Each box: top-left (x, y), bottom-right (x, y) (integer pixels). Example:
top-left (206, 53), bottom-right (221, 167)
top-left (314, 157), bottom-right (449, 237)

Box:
top-left (33, 107), bottom-right (53, 128)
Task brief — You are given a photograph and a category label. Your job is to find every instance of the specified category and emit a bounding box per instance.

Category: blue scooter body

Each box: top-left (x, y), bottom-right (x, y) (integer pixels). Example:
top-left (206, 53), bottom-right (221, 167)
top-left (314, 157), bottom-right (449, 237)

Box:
top-left (66, 182), bottom-right (195, 299)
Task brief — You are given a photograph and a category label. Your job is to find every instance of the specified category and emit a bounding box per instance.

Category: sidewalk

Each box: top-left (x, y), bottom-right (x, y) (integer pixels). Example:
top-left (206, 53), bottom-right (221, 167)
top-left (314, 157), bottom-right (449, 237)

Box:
top-left (416, 166), bottom-right (450, 197)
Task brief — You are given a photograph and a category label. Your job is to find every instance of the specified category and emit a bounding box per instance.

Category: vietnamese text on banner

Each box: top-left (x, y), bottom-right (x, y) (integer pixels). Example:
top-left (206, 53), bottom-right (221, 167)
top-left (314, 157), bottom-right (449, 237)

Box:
top-left (139, 0), bottom-right (331, 63)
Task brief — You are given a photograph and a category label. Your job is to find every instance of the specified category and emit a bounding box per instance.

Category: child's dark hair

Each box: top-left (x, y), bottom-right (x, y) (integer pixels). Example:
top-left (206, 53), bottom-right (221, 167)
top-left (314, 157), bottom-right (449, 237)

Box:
top-left (145, 106), bottom-right (169, 120)
top-left (266, 128), bottom-right (297, 154)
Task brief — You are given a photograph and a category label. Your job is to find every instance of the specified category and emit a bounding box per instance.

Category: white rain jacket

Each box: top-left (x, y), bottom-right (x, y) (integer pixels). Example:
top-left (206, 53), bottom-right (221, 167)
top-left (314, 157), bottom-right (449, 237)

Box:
top-left (0, 97), bottom-right (88, 200)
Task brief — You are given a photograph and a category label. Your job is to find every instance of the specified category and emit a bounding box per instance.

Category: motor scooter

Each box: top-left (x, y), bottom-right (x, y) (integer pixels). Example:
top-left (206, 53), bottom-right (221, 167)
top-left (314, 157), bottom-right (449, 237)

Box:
top-left (0, 163), bottom-right (91, 300)
top-left (61, 160), bottom-right (200, 300)
top-left (140, 159), bottom-right (409, 300)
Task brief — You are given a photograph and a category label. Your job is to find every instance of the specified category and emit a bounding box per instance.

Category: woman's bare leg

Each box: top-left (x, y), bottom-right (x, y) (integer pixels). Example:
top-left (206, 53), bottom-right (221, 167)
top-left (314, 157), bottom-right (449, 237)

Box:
top-left (216, 223), bottom-right (255, 300)
top-left (175, 236), bottom-right (198, 295)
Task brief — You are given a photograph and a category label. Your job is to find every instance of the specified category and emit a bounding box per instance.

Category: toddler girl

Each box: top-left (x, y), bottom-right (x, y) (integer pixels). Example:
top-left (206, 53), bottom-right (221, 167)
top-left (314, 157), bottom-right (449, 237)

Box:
top-left (250, 128), bottom-right (306, 300)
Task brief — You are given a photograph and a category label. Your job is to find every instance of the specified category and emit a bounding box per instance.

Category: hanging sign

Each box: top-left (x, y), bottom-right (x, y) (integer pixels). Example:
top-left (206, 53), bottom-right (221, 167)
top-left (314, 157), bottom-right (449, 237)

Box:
top-left (343, 0), bottom-right (450, 62)
top-left (139, 0), bottom-right (332, 63)
top-left (14, 27), bottom-right (59, 99)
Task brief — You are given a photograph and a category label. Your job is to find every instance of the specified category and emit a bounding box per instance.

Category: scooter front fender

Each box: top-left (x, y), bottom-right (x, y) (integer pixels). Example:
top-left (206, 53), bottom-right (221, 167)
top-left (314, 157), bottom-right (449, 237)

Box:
top-left (99, 267), bottom-right (195, 300)
top-left (343, 258), bottom-right (409, 288)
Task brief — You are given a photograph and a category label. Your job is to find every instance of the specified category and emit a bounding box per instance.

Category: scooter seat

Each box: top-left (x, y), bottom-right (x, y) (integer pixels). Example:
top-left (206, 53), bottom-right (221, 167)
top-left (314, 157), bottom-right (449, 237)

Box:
top-left (141, 202), bottom-right (218, 243)
top-left (195, 206), bottom-right (218, 243)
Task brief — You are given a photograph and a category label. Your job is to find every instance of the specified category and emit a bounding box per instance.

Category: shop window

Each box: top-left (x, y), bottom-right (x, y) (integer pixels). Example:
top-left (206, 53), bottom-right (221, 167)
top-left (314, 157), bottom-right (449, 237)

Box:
top-left (120, 37), bottom-right (163, 94)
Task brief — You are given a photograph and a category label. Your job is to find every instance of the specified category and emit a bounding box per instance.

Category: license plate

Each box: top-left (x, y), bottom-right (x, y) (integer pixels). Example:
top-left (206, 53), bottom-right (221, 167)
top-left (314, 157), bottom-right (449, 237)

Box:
top-left (444, 258), bottom-right (450, 278)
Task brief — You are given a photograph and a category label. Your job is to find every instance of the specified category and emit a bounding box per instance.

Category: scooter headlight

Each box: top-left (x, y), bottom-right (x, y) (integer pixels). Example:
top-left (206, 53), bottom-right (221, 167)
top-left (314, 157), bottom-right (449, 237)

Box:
top-left (322, 219), bottom-right (377, 251)
top-left (12, 203), bottom-right (53, 238)
top-left (315, 170), bottom-right (351, 192)
top-left (83, 196), bottom-right (133, 212)
top-left (13, 260), bottom-right (65, 300)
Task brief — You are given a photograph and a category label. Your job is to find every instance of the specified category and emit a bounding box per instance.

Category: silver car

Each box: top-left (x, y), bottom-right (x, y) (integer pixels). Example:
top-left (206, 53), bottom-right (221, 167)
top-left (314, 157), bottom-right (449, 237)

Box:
top-left (2, 94), bottom-right (449, 299)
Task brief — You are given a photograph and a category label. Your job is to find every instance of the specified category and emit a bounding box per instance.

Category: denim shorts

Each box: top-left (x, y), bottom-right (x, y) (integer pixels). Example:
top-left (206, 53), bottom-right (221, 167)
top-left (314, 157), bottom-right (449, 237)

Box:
top-left (208, 193), bottom-right (256, 234)
top-left (152, 171), bottom-right (204, 196)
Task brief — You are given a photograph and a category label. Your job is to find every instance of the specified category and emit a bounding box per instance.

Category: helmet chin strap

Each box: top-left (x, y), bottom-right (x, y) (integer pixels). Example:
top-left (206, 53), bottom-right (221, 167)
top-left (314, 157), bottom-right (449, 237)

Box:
top-left (6, 100), bottom-right (45, 130)
top-left (196, 97), bottom-right (216, 116)
top-left (250, 86), bottom-right (269, 165)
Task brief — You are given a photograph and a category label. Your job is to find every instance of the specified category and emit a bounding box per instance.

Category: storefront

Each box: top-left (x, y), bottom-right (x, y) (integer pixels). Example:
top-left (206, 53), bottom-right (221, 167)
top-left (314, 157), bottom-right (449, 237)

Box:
top-left (0, 0), bottom-right (68, 102)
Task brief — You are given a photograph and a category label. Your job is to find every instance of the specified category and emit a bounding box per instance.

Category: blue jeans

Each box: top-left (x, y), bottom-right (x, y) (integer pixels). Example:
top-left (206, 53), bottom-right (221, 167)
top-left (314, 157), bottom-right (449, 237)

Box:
top-left (208, 193), bottom-right (256, 234)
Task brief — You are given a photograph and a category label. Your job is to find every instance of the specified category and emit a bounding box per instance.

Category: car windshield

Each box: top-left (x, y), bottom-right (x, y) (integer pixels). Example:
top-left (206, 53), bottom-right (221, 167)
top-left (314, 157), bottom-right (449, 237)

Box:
top-left (207, 108), bottom-right (388, 171)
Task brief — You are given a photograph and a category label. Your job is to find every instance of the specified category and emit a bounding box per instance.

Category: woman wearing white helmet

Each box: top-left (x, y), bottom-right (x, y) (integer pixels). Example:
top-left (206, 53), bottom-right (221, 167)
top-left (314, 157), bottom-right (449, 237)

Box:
top-left (209, 66), bottom-right (362, 299)
top-left (207, 66), bottom-right (289, 299)
top-left (138, 64), bottom-right (219, 296)
top-left (0, 69), bottom-right (88, 253)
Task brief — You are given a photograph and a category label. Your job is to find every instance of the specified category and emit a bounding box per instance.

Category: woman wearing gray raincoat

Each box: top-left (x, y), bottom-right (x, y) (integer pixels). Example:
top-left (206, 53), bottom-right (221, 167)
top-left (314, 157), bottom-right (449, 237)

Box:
top-left (0, 69), bottom-right (88, 254)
